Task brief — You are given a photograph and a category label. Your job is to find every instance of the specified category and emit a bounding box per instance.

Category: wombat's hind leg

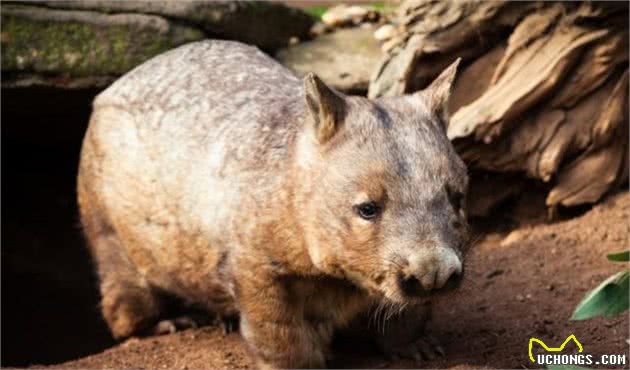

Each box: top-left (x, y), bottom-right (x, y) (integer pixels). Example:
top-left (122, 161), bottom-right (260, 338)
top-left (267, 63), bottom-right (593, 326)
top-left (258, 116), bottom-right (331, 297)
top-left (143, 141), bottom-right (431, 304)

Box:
top-left (86, 226), bottom-right (163, 339)
top-left (101, 279), bottom-right (162, 339)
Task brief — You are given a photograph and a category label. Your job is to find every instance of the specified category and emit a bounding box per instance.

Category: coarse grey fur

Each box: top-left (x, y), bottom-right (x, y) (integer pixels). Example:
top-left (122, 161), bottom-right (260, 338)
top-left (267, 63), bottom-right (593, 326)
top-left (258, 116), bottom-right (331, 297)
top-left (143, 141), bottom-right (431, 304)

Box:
top-left (78, 40), bottom-right (470, 369)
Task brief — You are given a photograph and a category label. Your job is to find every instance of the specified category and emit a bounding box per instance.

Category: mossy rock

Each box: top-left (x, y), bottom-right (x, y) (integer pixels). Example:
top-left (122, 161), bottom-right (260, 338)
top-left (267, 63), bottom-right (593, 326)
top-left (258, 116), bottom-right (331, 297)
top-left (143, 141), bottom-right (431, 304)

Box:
top-left (185, 2), bottom-right (314, 51)
top-left (1, 5), bottom-right (204, 85)
top-left (14, 1), bottom-right (314, 51)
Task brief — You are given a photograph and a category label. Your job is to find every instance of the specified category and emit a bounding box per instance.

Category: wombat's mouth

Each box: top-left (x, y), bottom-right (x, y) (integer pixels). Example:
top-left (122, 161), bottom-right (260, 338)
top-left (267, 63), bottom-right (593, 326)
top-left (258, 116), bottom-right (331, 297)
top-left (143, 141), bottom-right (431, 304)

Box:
top-left (380, 272), bottom-right (463, 303)
top-left (397, 272), bottom-right (462, 298)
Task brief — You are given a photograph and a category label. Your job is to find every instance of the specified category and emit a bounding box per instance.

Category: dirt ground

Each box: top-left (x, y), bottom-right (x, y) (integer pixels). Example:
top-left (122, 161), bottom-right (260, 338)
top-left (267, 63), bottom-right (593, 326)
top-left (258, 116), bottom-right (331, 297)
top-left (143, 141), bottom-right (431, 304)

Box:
top-left (52, 192), bottom-right (629, 369)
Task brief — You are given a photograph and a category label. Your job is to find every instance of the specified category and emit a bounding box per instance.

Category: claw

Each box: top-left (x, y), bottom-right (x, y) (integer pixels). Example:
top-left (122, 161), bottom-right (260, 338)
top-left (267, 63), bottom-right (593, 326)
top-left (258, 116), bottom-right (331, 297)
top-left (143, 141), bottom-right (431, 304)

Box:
top-left (434, 343), bottom-right (446, 357)
top-left (425, 335), bottom-right (446, 357)
top-left (153, 320), bottom-right (177, 335)
top-left (418, 340), bottom-right (436, 360)
top-left (381, 335), bottom-right (446, 364)
top-left (153, 314), bottom-right (206, 335)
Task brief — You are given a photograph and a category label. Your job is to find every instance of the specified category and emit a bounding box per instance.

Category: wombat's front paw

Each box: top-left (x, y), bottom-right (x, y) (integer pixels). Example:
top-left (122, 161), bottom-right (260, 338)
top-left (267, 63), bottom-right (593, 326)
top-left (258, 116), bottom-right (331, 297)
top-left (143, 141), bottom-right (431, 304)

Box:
top-left (384, 334), bottom-right (445, 364)
top-left (152, 314), bottom-right (210, 335)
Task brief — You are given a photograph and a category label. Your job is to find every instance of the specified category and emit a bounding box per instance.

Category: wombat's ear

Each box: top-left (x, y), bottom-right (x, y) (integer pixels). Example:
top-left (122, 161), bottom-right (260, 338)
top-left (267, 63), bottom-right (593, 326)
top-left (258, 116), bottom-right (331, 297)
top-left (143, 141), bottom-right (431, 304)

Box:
top-left (304, 73), bottom-right (346, 143)
top-left (421, 58), bottom-right (461, 128)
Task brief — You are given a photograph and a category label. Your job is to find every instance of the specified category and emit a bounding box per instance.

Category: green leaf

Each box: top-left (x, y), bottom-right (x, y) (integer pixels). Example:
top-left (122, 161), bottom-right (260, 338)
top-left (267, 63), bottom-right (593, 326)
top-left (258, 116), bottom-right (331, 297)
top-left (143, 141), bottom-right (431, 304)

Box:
top-left (607, 250), bottom-right (630, 262)
top-left (571, 271), bottom-right (629, 320)
top-left (547, 365), bottom-right (592, 370)
top-left (303, 6), bottom-right (328, 20)
top-left (368, 2), bottom-right (386, 11)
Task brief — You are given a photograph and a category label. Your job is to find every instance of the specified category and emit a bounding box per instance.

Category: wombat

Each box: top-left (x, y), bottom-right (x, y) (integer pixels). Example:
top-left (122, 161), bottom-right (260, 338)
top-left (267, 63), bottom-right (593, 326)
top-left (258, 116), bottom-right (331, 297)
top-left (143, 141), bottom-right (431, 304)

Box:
top-left (78, 40), bottom-right (470, 369)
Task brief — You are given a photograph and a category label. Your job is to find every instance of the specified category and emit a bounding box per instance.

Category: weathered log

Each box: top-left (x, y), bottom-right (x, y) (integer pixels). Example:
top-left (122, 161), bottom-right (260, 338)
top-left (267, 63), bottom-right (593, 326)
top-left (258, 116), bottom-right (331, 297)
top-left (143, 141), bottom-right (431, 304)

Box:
top-left (547, 71), bottom-right (629, 207)
top-left (368, 0), bottom-right (539, 98)
top-left (369, 0), bottom-right (628, 211)
top-left (448, 4), bottom-right (611, 143)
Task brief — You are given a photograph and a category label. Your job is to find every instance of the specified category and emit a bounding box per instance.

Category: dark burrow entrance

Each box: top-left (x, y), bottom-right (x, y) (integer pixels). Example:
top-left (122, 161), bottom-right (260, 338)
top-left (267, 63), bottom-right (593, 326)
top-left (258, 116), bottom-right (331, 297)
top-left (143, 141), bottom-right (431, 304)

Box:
top-left (2, 87), bottom-right (115, 366)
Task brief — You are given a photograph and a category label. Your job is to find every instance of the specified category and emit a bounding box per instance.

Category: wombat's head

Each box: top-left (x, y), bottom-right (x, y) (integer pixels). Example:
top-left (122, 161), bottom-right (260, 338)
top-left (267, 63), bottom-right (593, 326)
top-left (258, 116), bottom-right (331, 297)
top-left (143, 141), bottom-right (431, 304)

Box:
top-left (296, 60), bottom-right (470, 303)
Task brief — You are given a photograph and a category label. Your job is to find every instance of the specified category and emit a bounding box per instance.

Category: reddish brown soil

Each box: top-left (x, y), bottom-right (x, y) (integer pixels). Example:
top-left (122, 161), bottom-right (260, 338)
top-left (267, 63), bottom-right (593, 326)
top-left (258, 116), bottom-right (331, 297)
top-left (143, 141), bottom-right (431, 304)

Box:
top-left (55, 192), bottom-right (629, 369)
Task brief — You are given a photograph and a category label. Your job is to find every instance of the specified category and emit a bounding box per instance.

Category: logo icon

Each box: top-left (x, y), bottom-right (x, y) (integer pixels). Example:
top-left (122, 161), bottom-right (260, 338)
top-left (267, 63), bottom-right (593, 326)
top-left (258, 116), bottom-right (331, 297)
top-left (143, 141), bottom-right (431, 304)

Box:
top-left (528, 334), bottom-right (584, 363)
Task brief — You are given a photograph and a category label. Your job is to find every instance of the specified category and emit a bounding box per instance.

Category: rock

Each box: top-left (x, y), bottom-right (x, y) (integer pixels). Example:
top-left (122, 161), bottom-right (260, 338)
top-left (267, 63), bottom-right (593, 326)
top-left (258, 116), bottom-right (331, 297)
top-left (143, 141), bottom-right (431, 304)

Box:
top-left (501, 230), bottom-right (526, 247)
top-left (373, 24), bottom-right (397, 41)
top-left (1, 4), bottom-right (204, 88)
top-left (321, 4), bottom-right (378, 28)
top-left (309, 21), bottom-right (332, 38)
top-left (17, 1), bottom-right (314, 52)
top-left (276, 27), bottom-right (382, 95)
top-left (288, 36), bottom-right (300, 46)
top-left (380, 37), bottom-right (400, 53)
top-left (1, 1), bottom-right (315, 89)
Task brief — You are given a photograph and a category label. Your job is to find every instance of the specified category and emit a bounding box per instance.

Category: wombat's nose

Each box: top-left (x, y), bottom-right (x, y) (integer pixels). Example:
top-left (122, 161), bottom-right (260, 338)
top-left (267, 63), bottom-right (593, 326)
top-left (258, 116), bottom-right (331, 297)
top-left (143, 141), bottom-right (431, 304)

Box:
top-left (399, 247), bottom-right (463, 295)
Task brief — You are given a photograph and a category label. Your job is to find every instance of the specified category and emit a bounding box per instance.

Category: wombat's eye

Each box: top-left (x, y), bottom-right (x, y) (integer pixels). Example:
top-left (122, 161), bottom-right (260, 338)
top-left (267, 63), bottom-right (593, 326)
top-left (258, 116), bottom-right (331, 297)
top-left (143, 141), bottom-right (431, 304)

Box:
top-left (355, 202), bottom-right (380, 220)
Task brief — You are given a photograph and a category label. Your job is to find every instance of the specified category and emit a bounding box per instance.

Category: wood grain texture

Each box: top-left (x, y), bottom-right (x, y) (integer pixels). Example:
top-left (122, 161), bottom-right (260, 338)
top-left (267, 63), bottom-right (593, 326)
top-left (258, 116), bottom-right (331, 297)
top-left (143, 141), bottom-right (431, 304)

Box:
top-left (370, 1), bottom-right (629, 212)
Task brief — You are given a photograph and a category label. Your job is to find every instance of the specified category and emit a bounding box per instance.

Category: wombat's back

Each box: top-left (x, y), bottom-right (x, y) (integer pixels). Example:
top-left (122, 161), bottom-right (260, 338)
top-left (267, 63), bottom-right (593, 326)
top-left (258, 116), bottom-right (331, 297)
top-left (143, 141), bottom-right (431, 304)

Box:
top-left (96, 40), bottom-right (303, 154)
top-left (79, 41), bottom-right (304, 304)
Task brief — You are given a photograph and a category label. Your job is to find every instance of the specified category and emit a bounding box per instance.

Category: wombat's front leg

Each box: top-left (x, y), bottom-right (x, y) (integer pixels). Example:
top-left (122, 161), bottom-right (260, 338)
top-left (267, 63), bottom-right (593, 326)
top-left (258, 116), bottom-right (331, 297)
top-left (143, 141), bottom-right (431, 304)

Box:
top-left (237, 275), bottom-right (330, 369)
top-left (373, 302), bottom-right (444, 363)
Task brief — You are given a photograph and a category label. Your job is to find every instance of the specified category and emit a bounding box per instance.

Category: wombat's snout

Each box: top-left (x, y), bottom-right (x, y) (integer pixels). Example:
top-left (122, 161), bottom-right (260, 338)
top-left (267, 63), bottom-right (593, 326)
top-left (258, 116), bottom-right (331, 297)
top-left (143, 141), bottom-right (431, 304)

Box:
top-left (397, 248), bottom-right (463, 297)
